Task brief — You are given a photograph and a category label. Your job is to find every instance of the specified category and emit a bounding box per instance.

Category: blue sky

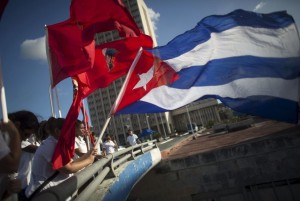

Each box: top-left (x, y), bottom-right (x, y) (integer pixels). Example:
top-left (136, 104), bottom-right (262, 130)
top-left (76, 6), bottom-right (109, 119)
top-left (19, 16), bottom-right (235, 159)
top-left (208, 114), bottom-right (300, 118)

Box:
top-left (0, 0), bottom-right (299, 122)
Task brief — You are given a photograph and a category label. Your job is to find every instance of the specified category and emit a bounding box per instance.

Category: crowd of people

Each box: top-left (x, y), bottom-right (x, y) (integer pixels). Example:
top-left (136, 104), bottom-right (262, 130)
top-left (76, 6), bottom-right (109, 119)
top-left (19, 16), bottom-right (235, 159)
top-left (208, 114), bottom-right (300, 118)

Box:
top-left (0, 110), bottom-right (142, 201)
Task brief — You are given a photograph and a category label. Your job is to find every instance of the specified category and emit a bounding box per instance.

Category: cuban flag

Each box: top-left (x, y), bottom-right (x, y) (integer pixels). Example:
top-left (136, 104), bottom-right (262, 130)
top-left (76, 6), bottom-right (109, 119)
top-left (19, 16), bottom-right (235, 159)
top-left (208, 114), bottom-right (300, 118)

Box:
top-left (114, 9), bottom-right (300, 124)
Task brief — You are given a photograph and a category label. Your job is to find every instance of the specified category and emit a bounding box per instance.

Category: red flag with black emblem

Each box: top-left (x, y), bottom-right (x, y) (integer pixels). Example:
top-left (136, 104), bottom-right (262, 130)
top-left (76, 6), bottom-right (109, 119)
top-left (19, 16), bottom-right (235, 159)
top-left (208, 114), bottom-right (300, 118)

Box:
top-left (74, 33), bottom-right (153, 98)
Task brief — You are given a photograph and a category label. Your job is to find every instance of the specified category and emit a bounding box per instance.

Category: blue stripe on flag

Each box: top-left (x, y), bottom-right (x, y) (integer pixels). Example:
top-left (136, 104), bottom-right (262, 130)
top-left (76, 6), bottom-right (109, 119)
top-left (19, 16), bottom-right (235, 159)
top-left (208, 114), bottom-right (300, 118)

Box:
top-left (148, 10), bottom-right (295, 60)
top-left (117, 95), bottom-right (298, 123)
top-left (170, 56), bottom-right (300, 89)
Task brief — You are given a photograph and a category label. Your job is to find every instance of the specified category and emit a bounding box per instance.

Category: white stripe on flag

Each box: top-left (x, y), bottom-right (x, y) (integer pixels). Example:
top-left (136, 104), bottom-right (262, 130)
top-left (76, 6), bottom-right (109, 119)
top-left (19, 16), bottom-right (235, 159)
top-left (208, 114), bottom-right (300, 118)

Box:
top-left (165, 24), bottom-right (300, 72)
top-left (141, 77), bottom-right (299, 110)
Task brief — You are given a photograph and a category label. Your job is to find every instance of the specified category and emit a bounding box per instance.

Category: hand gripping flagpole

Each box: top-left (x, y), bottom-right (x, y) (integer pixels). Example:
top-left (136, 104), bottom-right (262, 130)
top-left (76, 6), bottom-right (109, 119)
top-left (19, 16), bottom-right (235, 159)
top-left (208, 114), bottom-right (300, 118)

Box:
top-left (95, 47), bottom-right (143, 145)
top-left (0, 59), bottom-right (8, 123)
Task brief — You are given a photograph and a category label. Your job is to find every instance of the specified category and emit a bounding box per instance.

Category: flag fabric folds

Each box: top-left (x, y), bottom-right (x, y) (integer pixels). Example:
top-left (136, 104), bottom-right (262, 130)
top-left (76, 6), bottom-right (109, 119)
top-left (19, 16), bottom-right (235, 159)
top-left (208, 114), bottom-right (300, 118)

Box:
top-left (114, 9), bottom-right (300, 124)
top-left (52, 89), bottom-right (83, 169)
top-left (47, 20), bottom-right (95, 87)
top-left (70, 0), bottom-right (140, 37)
top-left (47, 0), bottom-right (143, 87)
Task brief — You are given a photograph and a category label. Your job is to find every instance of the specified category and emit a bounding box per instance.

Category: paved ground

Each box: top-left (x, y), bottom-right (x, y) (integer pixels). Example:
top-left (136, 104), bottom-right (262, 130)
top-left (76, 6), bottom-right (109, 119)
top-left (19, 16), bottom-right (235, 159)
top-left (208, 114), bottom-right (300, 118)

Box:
top-left (160, 120), bottom-right (297, 160)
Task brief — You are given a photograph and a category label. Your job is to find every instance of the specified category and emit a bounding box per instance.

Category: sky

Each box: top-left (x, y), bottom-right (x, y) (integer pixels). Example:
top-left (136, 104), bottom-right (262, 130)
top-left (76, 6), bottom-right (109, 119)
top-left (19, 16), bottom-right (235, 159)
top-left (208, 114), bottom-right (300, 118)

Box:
top-left (0, 0), bottom-right (299, 122)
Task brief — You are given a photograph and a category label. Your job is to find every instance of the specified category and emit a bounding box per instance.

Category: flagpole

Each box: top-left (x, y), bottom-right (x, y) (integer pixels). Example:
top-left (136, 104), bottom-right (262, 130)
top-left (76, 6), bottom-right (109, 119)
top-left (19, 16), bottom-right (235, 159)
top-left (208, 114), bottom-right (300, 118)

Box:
top-left (45, 25), bottom-right (56, 117)
top-left (54, 87), bottom-right (62, 117)
top-left (81, 100), bottom-right (90, 150)
top-left (0, 59), bottom-right (8, 123)
top-left (96, 47), bottom-right (143, 145)
top-left (49, 85), bottom-right (55, 117)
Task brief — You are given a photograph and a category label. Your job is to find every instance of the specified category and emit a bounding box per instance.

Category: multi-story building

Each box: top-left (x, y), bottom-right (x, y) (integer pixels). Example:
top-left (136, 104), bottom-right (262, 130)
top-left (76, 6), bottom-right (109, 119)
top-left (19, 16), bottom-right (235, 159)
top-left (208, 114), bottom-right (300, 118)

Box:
top-left (171, 98), bottom-right (221, 132)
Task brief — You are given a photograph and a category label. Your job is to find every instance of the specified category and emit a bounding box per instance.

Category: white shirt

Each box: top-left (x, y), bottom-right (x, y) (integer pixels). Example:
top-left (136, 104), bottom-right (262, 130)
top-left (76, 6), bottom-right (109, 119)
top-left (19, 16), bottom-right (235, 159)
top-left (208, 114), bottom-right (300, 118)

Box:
top-left (103, 140), bottom-right (116, 155)
top-left (25, 136), bottom-right (72, 197)
top-left (17, 137), bottom-right (40, 189)
top-left (127, 134), bottom-right (138, 146)
top-left (74, 136), bottom-right (88, 159)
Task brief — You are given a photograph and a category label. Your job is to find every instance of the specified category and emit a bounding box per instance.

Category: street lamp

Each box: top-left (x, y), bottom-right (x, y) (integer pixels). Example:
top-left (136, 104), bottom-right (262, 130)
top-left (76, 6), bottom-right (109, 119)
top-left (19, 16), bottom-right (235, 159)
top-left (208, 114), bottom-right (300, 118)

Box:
top-left (159, 113), bottom-right (167, 139)
top-left (145, 114), bottom-right (152, 140)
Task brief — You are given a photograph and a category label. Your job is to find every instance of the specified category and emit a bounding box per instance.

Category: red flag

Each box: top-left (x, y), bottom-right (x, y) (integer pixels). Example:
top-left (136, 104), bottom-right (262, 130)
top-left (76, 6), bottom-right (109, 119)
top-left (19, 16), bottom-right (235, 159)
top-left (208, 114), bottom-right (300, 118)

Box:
top-left (0, 0), bottom-right (9, 20)
top-left (70, 0), bottom-right (139, 37)
top-left (52, 89), bottom-right (83, 169)
top-left (112, 50), bottom-right (179, 114)
top-left (47, 20), bottom-right (95, 87)
top-left (75, 34), bottom-right (153, 98)
top-left (48, 0), bottom-right (142, 87)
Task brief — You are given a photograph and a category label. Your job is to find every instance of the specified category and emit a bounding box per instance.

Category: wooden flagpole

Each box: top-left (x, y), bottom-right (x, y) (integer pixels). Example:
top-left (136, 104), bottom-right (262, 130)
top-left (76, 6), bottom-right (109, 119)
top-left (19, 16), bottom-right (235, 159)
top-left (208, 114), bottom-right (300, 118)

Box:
top-left (0, 59), bottom-right (8, 123)
top-left (95, 47), bottom-right (143, 145)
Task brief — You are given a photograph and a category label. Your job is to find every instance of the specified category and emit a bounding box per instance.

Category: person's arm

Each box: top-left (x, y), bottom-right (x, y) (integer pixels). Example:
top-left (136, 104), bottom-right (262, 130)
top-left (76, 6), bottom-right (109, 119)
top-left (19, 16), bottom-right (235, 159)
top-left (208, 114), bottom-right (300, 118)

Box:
top-left (113, 140), bottom-right (118, 149)
top-left (74, 148), bottom-right (85, 157)
top-left (22, 144), bottom-right (39, 153)
top-left (0, 121), bottom-right (21, 173)
top-left (59, 147), bottom-right (97, 174)
top-left (135, 135), bottom-right (141, 144)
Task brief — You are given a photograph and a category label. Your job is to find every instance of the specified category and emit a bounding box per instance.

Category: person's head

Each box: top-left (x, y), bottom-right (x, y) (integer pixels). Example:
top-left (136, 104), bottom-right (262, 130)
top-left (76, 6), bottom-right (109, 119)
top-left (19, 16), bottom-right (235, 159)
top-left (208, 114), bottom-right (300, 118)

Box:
top-left (106, 135), bottom-right (112, 141)
top-left (36, 120), bottom-right (50, 142)
top-left (127, 129), bottom-right (133, 135)
top-left (47, 117), bottom-right (65, 139)
top-left (8, 110), bottom-right (39, 140)
top-left (75, 120), bottom-right (86, 137)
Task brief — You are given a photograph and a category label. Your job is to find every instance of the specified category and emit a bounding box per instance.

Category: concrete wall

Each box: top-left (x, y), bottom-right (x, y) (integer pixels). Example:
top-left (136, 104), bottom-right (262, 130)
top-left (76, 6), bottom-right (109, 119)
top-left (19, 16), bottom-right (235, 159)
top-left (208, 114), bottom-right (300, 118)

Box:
top-left (128, 125), bottom-right (300, 201)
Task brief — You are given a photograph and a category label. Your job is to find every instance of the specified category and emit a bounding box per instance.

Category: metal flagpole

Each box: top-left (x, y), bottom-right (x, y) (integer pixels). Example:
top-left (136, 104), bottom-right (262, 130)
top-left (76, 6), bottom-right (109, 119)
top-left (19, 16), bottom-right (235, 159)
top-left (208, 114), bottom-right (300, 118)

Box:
top-left (45, 25), bottom-right (56, 117)
top-left (54, 87), bottom-right (62, 117)
top-left (49, 85), bottom-right (55, 117)
top-left (0, 59), bottom-right (8, 123)
top-left (95, 47), bottom-right (143, 145)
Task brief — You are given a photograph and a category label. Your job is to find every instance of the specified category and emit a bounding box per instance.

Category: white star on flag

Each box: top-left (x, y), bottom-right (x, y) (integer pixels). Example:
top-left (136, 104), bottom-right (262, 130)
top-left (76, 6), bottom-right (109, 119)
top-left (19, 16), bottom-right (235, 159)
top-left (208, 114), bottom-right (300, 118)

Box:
top-left (133, 65), bottom-right (154, 90)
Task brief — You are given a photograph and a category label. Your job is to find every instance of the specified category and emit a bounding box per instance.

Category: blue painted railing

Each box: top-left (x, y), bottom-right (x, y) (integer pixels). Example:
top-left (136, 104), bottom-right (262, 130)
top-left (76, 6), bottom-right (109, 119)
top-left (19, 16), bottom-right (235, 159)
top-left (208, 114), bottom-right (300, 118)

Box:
top-left (32, 140), bottom-right (161, 201)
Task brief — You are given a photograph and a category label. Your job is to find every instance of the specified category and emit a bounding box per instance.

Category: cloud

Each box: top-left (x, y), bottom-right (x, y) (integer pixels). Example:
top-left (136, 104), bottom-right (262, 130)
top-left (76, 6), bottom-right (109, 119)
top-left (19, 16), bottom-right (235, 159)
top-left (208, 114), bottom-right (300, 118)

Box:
top-left (254, 1), bottom-right (267, 11)
top-left (20, 36), bottom-right (47, 61)
top-left (148, 7), bottom-right (160, 33)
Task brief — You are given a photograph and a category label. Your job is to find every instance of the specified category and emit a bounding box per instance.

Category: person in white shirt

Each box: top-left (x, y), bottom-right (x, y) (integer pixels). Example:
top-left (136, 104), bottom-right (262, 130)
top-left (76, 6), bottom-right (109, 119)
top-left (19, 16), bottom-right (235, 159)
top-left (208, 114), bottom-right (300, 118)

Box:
top-left (17, 134), bottom-right (39, 197)
top-left (102, 135), bottom-right (117, 156)
top-left (0, 120), bottom-right (21, 200)
top-left (126, 129), bottom-right (140, 146)
top-left (1, 110), bottom-right (39, 200)
top-left (25, 117), bottom-right (97, 199)
top-left (74, 120), bottom-right (88, 159)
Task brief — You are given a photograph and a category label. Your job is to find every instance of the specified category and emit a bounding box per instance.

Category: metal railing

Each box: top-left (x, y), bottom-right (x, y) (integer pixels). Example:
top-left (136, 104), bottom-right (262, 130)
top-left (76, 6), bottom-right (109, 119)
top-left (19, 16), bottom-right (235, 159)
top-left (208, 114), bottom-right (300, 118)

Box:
top-left (32, 140), bottom-right (158, 201)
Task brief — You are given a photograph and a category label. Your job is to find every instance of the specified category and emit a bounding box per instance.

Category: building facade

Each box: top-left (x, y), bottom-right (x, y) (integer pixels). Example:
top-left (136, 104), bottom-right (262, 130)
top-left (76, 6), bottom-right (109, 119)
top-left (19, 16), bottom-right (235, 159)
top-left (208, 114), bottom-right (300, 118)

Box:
top-left (171, 98), bottom-right (221, 132)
